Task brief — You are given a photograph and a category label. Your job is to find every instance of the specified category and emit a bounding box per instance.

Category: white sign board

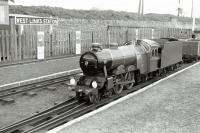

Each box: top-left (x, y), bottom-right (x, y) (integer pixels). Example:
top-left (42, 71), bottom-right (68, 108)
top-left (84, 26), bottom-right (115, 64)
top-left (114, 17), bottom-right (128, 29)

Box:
top-left (76, 31), bottom-right (81, 54)
top-left (151, 29), bottom-right (154, 39)
top-left (37, 31), bottom-right (45, 60)
top-left (135, 29), bottom-right (139, 40)
top-left (15, 17), bottom-right (58, 25)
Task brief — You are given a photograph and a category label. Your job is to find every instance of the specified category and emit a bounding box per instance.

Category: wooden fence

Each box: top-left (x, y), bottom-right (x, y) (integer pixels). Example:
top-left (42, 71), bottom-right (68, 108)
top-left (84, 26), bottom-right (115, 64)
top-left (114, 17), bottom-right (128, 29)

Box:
top-left (0, 24), bottom-right (192, 64)
top-left (107, 26), bottom-right (192, 44)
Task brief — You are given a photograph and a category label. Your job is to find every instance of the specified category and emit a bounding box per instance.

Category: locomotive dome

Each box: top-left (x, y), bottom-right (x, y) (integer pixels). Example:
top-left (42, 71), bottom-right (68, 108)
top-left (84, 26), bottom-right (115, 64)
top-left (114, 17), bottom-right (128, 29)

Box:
top-left (91, 43), bottom-right (103, 52)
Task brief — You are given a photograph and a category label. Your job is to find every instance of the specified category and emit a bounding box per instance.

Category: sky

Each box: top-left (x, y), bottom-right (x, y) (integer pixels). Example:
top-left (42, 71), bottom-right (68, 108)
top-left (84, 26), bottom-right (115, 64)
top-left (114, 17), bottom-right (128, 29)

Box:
top-left (10, 0), bottom-right (200, 18)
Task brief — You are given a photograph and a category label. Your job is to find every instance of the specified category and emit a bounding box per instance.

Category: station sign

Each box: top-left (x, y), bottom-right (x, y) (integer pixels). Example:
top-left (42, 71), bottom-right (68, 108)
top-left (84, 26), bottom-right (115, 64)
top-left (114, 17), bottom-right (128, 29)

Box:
top-left (15, 17), bottom-right (58, 25)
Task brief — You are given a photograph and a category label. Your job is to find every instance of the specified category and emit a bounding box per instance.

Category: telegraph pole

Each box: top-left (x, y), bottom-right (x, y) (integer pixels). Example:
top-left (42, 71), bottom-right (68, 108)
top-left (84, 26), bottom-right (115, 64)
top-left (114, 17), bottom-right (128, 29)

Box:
top-left (138, 0), bottom-right (144, 15)
top-left (191, 0), bottom-right (193, 18)
top-left (177, 0), bottom-right (183, 17)
top-left (191, 0), bottom-right (195, 32)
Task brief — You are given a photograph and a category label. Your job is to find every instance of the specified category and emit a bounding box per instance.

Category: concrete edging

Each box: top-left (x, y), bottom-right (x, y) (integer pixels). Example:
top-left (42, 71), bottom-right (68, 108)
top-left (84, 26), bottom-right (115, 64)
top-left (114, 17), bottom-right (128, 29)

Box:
top-left (0, 69), bottom-right (82, 91)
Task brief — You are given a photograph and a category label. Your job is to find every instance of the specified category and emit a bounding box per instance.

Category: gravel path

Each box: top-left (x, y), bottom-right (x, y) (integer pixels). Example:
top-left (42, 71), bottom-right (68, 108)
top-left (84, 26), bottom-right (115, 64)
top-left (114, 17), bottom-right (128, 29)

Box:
top-left (0, 84), bottom-right (75, 128)
top-left (58, 63), bottom-right (200, 133)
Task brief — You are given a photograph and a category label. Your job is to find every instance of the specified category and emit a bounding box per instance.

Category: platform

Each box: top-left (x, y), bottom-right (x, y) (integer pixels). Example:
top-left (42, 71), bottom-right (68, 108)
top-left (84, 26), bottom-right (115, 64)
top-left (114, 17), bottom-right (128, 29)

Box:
top-left (50, 62), bottom-right (200, 133)
top-left (0, 56), bottom-right (81, 91)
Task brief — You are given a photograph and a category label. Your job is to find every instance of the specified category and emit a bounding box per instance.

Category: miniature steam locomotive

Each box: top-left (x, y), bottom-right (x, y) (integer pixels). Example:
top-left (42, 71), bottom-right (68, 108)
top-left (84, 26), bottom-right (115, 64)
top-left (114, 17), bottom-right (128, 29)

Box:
top-left (69, 39), bottom-right (196, 103)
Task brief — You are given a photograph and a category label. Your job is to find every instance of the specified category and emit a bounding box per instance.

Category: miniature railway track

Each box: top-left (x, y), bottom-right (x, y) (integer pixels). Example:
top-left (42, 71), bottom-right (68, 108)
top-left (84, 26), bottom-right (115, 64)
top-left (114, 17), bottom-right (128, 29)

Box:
top-left (0, 73), bottom-right (81, 99)
top-left (0, 97), bottom-right (83, 133)
top-left (0, 62), bottom-right (196, 133)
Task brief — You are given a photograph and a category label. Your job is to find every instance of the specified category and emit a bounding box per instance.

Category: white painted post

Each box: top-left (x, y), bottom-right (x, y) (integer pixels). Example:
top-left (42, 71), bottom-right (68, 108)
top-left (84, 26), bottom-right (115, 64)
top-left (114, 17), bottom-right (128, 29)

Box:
top-left (49, 25), bottom-right (53, 34)
top-left (135, 29), bottom-right (139, 40)
top-left (76, 31), bottom-right (81, 54)
top-left (37, 31), bottom-right (45, 60)
top-left (20, 25), bottom-right (24, 35)
top-left (151, 29), bottom-right (154, 39)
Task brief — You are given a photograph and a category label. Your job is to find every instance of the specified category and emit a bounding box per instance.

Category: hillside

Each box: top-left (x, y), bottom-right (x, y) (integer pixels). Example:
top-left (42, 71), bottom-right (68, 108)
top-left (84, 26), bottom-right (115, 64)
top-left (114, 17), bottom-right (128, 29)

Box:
top-left (9, 5), bottom-right (199, 23)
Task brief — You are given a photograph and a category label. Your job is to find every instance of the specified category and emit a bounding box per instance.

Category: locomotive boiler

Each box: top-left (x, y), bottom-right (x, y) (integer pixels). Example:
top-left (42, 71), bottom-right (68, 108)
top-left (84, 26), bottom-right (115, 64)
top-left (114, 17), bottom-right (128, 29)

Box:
top-left (70, 39), bottom-right (183, 103)
top-left (80, 42), bottom-right (137, 76)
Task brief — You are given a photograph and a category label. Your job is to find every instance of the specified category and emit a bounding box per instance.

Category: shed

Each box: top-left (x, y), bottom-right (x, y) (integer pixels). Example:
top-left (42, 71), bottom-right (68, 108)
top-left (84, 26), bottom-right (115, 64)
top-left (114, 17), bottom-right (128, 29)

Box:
top-left (0, 0), bottom-right (14, 29)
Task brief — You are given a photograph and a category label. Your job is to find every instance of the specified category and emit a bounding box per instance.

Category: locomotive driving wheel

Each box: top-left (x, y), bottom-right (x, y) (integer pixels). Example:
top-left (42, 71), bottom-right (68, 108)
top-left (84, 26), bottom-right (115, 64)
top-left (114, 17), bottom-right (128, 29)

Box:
top-left (105, 89), bottom-right (113, 98)
top-left (124, 72), bottom-right (135, 90)
top-left (113, 74), bottom-right (124, 94)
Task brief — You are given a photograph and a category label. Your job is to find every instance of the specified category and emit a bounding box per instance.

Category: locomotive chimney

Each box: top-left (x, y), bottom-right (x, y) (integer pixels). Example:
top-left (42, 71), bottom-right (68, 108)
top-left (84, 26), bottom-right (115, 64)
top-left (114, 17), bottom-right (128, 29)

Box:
top-left (91, 43), bottom-right (103, 52)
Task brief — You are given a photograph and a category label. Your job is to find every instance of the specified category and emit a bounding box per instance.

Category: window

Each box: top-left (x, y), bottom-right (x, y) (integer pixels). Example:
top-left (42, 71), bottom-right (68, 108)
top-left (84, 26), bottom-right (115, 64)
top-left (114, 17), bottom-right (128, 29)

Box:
top-left (152, 48), bottom-right (159, 57)
top-left (155, 49), bottom-right (158, 56)
top-left (152, 50), bottom-right (155, 56)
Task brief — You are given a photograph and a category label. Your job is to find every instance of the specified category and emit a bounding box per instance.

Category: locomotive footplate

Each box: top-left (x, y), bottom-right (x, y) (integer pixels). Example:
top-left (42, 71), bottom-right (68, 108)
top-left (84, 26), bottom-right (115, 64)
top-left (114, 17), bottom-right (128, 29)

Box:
top-left (116, 80), bottom-right (135, 85)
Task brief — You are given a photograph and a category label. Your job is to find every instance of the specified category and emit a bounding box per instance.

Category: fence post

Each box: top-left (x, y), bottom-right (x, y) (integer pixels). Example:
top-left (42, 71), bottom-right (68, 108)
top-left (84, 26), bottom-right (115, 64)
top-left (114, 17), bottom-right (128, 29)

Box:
top-left (108, 30), bottom-right (110, 46)
top-left (107, 25), bottom-right (110, 47)
top-left (2, 31), bottom-right (5, 61)
top-left (92, 31), bottom-right (94, 43)
top-left (49, 33), bottom-right (52, 56)
top-left (48, 25), bottom-right (53, 57)
top-left (17, 25), bottom-right (22, 60)
top-left (69, 33), bottom-right (72, 54)
top-left (126, 29), bottom-right (128, 41)
top-left (5, 30), bottom-right (10, 61)
top-left (0, 31), bottom-right (2, 62)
